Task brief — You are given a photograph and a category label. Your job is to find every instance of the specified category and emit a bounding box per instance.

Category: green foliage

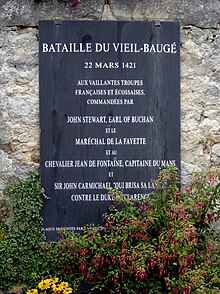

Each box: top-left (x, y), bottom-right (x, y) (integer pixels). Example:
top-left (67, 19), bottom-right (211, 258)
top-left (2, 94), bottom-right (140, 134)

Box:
top-left (0, 167), bottom-right (219, 294)
top-left (0, 198), bottom-right (10, 240)
top-left (0, 172), bottom-right (45, 290)
top-left (38, 167), bottom-right (220, 293)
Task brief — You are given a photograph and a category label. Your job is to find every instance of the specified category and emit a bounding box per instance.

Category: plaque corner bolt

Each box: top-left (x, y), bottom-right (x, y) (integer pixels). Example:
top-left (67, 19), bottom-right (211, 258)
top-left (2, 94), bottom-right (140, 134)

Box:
top-left (154, 20), bottom-right (161, 27)
top-left (55, 20), bottom-right (62, 26)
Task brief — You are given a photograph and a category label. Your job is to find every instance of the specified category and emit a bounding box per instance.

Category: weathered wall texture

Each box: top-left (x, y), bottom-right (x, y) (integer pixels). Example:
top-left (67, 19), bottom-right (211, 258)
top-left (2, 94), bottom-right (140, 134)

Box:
top-left (0, 0), bottom-right (220, 196)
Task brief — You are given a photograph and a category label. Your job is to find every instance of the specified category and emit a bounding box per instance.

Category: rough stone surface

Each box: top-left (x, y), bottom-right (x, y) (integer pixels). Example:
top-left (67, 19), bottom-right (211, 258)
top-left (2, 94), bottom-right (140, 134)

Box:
top-left (0, 0), bottom-right (104, 26)
top-left (0, 26), bottom-right (40, 193)
top-left (0, 0), bottom-right (220, 200)
top-left (180, 26), bottom-right (220, 181)
top-left (109, 0), bottom-right (220, 28)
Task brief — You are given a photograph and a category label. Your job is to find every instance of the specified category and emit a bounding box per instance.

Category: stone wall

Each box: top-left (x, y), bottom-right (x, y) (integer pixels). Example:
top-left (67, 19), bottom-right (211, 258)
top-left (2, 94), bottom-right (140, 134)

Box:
top-left (0, 0), bottom-right (220, 196)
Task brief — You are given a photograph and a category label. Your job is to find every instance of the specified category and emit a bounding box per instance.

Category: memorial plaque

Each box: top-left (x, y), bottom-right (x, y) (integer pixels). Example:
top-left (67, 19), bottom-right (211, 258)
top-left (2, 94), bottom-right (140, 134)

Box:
top-left (39, 21), bottom-right (180, 241)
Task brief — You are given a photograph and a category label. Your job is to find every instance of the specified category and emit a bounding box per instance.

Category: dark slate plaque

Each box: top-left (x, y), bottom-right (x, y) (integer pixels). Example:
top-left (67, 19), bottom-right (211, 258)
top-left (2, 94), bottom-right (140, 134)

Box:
top-left (39, 20), bottom-right (180, 241)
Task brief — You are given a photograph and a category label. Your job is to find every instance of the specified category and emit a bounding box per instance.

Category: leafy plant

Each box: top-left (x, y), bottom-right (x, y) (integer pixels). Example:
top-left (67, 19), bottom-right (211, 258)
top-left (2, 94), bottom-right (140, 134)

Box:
top-left (38, 167), bottom-right (220, 293)
top-left (0, 167), bottom-right (219, 294)
top-left (0, 198), bottom-right (10, 240)
top-left (0, 172), bottom-right (45, 290)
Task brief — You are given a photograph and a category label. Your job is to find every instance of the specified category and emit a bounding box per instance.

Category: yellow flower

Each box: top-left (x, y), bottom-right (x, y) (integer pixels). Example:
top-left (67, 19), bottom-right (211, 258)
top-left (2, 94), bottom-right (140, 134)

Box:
top-left (50, 278), bottom-right (59, 284)
top-left (60, 282), bottom-right (69, 288)
top-left (35, 278), bottom-right (70, 294)
top-left (43, 278), bottom-right (57, 286)
top-left (63, 287), bottom-right (73, 294)
top-left (27, 289), bottom-right (38, 294)
top-left (38, 280), bottom-right (51, 290)
top-left (52, 284), bottom-right (62, 292)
